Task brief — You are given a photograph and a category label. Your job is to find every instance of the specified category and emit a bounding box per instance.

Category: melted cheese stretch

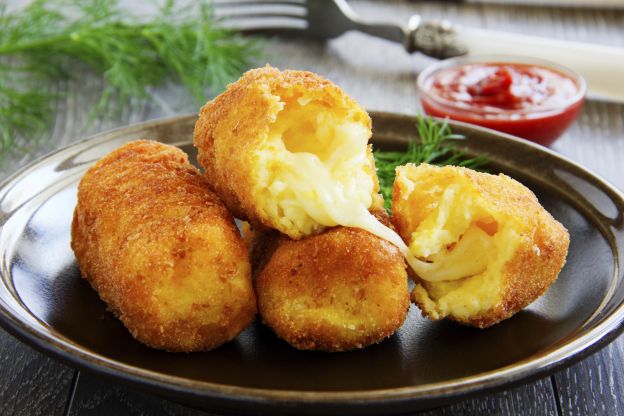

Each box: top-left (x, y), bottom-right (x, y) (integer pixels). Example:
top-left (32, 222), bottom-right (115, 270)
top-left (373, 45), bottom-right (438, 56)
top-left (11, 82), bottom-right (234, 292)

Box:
top-left (350, 213), bottom-right (492, 283)
top-left (262, 105), bottom-right (376, 236)
top-left (262, 102), bottom-right (491, 283)
top-left (272, 147), bottom-right (490, 283)
top-left (274, 136), bottom-right (372, 226)
top-left (400, 184), bottom-right (497, 282)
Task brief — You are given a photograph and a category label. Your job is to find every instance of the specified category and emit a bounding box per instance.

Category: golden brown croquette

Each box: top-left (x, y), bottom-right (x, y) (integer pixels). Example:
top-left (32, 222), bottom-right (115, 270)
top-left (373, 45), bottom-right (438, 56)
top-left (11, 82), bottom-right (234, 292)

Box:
top-left (193, 65), bottom-right (384, 240)
top-left (392, 163), bottom-right (569, 328)
top-left (71, 140), bottom-right (256, 352)
top-left (251, 216), bottom-right (410, 352)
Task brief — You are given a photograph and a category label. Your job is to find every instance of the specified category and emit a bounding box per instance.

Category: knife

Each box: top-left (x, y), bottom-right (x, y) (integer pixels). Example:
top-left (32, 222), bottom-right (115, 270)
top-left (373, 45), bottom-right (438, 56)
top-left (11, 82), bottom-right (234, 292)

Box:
top-left (460, 0), bottom-right (624, 8)
top-left (454, 27), bottom-right (624, 102)
top-left (216, 0), bottom-right (624, 102)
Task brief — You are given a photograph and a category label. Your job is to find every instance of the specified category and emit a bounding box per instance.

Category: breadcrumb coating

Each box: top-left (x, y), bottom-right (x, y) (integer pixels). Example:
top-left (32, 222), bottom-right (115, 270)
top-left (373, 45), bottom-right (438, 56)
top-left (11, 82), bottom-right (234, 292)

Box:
top-left (71, 140), bottom-right (256, 352)
top-left (251, 210), bottom-right (409, 352)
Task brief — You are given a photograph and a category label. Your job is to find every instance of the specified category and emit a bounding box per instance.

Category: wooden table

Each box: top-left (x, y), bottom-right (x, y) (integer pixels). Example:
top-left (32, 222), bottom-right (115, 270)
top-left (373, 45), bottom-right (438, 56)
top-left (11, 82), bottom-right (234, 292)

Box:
top-left (1, 1), bottom-right (623, 415)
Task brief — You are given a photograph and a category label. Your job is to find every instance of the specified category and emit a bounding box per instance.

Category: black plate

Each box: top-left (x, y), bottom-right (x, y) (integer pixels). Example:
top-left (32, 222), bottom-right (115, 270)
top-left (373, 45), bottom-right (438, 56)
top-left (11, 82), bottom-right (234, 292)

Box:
top-left (1, 112), bottom-right (623, 415)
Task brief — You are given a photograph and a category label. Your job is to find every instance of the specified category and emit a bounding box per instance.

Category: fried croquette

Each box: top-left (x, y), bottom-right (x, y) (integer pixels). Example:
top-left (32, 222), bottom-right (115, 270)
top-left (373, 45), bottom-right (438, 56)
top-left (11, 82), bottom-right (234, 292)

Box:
top-left (251, 219), bottom-right (410, 352)
top-left (193, 65), bottom-right (385, 240)
top-left (392, 163), bottom-right (569, 328)
top-left (71, 140), bottom-right (256, 352)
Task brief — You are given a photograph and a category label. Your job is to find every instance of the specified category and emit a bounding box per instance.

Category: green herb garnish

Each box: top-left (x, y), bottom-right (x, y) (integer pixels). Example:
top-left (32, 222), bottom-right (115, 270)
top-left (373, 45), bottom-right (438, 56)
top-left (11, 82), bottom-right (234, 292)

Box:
top-left (374, 116), bottom-right (489, 210)
top-left (0, 0), bottom-right (259, 156)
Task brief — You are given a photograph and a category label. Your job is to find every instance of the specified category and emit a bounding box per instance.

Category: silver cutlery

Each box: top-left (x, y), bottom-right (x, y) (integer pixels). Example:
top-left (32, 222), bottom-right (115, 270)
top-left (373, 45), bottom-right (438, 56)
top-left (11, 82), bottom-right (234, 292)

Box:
top-left (214, 0), bottom-right (624, 103)
top-left (214, 0), bottom-right (466, 59)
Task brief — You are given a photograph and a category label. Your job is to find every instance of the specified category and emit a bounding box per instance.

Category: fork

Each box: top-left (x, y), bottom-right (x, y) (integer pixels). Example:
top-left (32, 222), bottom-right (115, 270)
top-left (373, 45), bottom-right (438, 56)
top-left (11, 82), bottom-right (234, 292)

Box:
top-left (212, 0), bottom-right (467, 59)
top-left (213, 0), bottom-right (624, 102)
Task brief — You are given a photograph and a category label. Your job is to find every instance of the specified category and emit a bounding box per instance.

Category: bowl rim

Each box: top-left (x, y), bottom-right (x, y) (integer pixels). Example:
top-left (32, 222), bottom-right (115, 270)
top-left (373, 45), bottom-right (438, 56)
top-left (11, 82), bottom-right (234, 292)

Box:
top-left (417, 54), bottom-right (587, 119)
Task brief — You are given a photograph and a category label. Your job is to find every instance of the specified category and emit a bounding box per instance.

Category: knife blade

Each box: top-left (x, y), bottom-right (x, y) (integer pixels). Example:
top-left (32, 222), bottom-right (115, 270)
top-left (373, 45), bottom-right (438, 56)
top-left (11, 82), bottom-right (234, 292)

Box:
top-left (460, 0), bottom-right (624, 8)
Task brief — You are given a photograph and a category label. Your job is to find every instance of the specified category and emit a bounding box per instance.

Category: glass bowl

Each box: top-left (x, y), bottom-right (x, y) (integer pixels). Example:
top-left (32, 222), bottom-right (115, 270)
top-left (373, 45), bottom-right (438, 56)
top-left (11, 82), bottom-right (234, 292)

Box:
top-left (417, 55), bottom-right (587, 146)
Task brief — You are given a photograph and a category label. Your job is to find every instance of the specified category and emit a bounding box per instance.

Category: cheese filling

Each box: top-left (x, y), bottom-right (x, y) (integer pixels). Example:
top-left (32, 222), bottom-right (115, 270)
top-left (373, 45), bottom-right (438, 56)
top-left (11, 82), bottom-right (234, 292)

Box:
top-left (396, 174), bottom-right (502, 283)
top-left (257, 96), bottom-right (377, 235)
top-left (256, 95), bottom-right (492, 282)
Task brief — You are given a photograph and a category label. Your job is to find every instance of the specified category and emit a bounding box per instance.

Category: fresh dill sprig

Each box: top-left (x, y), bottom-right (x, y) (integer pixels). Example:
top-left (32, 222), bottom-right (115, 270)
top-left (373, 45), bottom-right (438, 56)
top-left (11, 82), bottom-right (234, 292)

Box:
top-left (374, 116), bottom-right (489, 210)
top-left (0, 0), bottom-right (260, 157)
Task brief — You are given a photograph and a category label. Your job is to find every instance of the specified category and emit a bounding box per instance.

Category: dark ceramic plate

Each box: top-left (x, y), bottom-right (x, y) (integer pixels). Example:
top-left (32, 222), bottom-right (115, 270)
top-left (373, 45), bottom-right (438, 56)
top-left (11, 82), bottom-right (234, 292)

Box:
top-left (0, 112), bottom-right (623, 415)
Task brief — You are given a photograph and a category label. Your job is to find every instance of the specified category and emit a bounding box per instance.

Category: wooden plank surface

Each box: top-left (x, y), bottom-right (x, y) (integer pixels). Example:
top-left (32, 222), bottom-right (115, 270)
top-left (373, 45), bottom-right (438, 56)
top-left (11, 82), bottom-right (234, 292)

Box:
top-left (1, 1), bottom-right (623, 415)
top-left (0, 334), bottom-right (75, 416)
top-left (554, 342), bottom-right (624, 416)
top-left (64, 373), bottom-right (558, 416)
top-left (66, 373), bottom-right (211, 416)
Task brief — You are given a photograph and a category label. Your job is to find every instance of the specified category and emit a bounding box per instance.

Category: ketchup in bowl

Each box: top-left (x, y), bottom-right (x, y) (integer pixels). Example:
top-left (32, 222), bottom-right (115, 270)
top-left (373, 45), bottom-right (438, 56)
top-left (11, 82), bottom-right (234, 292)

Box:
top-left (418, 56), bottom-right (586, 146)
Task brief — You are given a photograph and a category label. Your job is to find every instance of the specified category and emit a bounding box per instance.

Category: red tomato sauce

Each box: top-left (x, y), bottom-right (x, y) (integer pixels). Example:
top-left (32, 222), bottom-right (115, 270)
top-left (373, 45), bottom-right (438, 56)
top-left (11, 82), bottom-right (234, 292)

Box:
top-left (419, 63), bottom-right (584, 146)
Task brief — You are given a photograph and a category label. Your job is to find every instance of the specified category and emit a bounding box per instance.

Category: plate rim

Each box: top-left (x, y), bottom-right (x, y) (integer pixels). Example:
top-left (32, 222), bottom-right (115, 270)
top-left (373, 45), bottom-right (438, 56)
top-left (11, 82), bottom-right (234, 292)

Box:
top-left (1, 112), bottom-right (623, 413)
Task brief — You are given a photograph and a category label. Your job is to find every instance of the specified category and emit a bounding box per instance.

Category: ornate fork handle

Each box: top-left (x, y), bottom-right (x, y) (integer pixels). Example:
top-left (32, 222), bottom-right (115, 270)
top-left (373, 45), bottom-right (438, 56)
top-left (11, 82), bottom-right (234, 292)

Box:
top-left (334, 4), bottom-right (467, 59)
top-left (349, 17), bottom-right (467, 60)
top-left (405, 17), bottom-right (468, 59)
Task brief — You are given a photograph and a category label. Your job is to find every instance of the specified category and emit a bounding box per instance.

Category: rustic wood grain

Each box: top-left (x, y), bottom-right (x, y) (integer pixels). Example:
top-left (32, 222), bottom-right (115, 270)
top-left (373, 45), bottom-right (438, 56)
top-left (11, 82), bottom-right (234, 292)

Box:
top-left (419, 378), bottom-right (559, 416)
top-left (1, 1), bottom-right (624, 415)
top-left (554, 342), bottom-right (624, 416)
top-left (66, 373), bottom-right (213, 416)
top-left (553, 100), bottom-right (624, 191)
top-left (0, 330), bottom-right (75, 416)
top-left (66, 372), bottom-right (558, 416)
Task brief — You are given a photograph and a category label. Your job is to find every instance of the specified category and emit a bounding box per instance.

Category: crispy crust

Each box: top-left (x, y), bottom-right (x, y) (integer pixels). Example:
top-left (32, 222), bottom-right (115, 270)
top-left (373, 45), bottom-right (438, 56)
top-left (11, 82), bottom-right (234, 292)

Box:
top-left (480, 206), bottom-right (569, 328)
top-left (193, 65), bottom-right (375, 237)
top-left (392, 164), bottom-right (569, 328)
top-left (71, 140), bottom-right (256, 352)
top-left (253, 225), bottom-right (409, 352)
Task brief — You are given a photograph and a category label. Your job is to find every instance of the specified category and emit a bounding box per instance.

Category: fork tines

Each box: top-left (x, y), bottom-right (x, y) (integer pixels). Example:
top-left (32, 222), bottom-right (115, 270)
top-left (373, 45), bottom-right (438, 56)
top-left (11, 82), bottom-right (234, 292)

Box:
top-left (213, 0), bottom-right (308, 32)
